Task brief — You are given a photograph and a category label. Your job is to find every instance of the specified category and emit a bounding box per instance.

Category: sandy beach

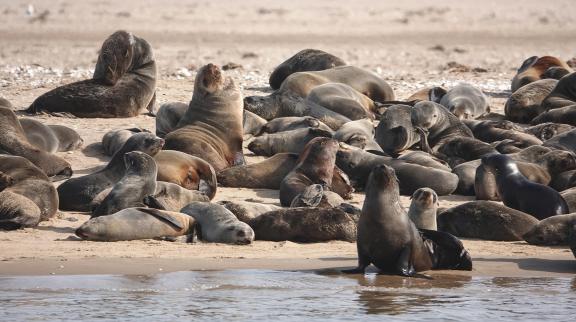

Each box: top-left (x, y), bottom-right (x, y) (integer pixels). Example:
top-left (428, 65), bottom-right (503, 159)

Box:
top-left (1, 0), bottom-right (576, 277)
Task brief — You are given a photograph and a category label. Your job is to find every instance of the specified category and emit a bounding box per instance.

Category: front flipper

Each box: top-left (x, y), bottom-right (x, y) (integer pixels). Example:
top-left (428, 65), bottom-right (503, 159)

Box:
top-left (143, 196), bottom-right (167, 210)
top-left (415, 127), bottom-right (433, 154)
top-left (233, 151), bottom-right (246, 166)
top-left (146, 92), bottom-right (157, 116)
top-left (396, 245), bottom-right (416, 277)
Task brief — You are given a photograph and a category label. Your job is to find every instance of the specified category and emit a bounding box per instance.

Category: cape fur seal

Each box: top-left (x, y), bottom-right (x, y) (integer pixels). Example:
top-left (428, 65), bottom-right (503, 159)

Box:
top-left (143, 181), bottom-right (210, 212)
top-left (374, 104), bottom-right (419, 155)
top-left (155, 102), bottom-right (188, 138)
top-left (0, 107), bottom-right (72, 180)
top-left (437, 201), bottom-right (539, 241)
top-left (0, 155), bottom-right (59, 230)
top-left (523, 213), bottom-right (576, 246)
top-left (180, 202), bottom-right (255, 244)
top-left (164, 64), bottom-right (244, 171)
top-left (439, 83), bottom-right (489, 119)
top-left (91, 151), bottom-right (158, 217)
top-left (333, 118), bottom-right (381, 151)
top-left (531, 104), bottom-right (576, 126)
top-left (504, 79), bottom-right (557, 123)
top-left (101, 128), bottom-right (150, 156)
top-left (343, 164), bottom-right (472, 275)
top-left (27, 30), bottom-right (157, 118)
top-left (511, 56), bottom-right (571, 93)
top-left (57, 133), bottom-right (164, 211)
top-left (542, 71), bottom-right (576, 109)
top-left (248, 127), bottom-right (333, 156)
top-left (255, 116), bottom-right (333, 136)
top-left (269, 49), bottom-right (346, 90)
top-left (76, 208), bottom-right (194, 242)
top-left (20, 119), bottom-right (83, 153)
top-left (407, 188), bottom-right (438, 230)
top-left (218, 201), bottom-right (281, 223)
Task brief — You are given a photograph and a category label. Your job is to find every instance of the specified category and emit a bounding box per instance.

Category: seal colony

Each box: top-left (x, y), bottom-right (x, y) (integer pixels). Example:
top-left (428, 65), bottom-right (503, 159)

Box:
top-left (2, 30), bottom-right (576, 276)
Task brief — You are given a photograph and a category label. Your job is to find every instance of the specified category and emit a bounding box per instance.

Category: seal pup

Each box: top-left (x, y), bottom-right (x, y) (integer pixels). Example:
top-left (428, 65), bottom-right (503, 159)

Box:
top-left (0, 155), bottom-right (58, 230)
top-left (343, 164), bottom-right (472, 275)
top-left (243, 110), bottom-right (267, 137)
top-left (406, 86), bottom-right (447, 103)
top-left (511, 56), bottom-right (571, 92)
top-left (19, 119), bottom-right (83, 153)
top-left (439, 83), bottom-right (489, 119)
top-left (407, 188), bottom-right (438, 230)
top-left (269, 49), bottom-right (346, 89)
top-left (247, 127), bottom-right (332, 157)
top-left (180, 202), bottom-right (254, 244)
top-left (437, 201), bottom-right (539, 241)
top-left (101, 128), bottom-right (150, 156)
top-left (217, 153), bottom-right (299, 189)
top-left (279, 137), bottom-right (339, 206)
top-left (57, 133), bottom-right (164, 211)
top-left (249, 205), bottom-right (359, 242)
top-left (76, 208), bottom-right (194, 242)
top-left (481, 154), bottom-right (569, 219)
top-left (333, 118), bottom-right (381, 151)
top-left (164, 64), bottom-right (244, 171)
top-left (523, 213), bottom-right (576, 246)
top-left (154, 150), bottom-right (217, 199)
top-left (374, 104), bottom-right (419, 155)
top-left (155, 102), bottom-right (188, 137)
top-left (255, 116), bottom-right (333, 136)
top-left (143, 181), bottom-right (209, 212)
top-left (27, 30), bottom-right (157, 117)
top-left (0, 107), bottom-right (72, 180)
top-left (91, 151), bottom-right (158, 217)
top-left (504, 79), bottom-right (557, 123)
top-left (289, 184), bottom-right (345, 208)
top-left (218, 201), bottom-right (281, 223)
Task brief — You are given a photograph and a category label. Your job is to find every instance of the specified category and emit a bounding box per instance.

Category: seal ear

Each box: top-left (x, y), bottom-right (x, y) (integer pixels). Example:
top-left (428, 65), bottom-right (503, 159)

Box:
top-left (429, 87), bottom-right (447, 103)
top-left (518, 56), bottom-right (539, 72)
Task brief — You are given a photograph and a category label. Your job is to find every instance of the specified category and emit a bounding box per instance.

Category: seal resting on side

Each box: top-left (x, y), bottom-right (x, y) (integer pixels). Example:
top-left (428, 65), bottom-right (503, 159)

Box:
top-left (523, 213), bottom-right (576, 246)
top-left (511, 56), bottom-right (571, 93)
top-left (343, 164), bottom-right (472, 276)
top-left (164, 63), bottom-right (244, 171)
top-left (439, 83), bottom-right (489, 119)
top-left (27, 30), bottom-right (157, 117)
top-left (20, 119), bottom-right (83, 153)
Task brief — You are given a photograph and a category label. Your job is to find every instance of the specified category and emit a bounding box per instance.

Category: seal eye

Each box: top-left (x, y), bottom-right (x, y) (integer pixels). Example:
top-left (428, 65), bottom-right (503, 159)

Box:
top-left (433, 114), bottom-right (437, 118)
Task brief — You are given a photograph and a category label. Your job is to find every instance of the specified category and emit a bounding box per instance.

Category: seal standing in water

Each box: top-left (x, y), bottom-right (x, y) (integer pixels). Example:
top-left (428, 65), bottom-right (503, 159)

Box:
top-left (57, 133), bottom-right (164, 211)
top-left (180, 202), bottom-right (255, 244)
top-left (164, 64), bottom-right (244, 172)
top-left (27, 30), bottom-right (157, 118)
top-left (481, 154), bottom-right (569, 219)
top-left (343, 164), bottom-right (472, 275)
top-left (76, 208), bottom-right (194, 242)
top-left (0, 107), bottom-right (72, 180)
top-left (269, 49), bottom-right (346, 90)
top-left (91, 151), bottom-right (158, 217)
top-left (407, 188), bottom-right (438, 230)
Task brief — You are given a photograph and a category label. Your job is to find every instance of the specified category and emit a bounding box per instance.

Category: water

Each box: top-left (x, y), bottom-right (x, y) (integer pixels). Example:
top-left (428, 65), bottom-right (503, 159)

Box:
top-left (0, 270), bottom-right (575, 321)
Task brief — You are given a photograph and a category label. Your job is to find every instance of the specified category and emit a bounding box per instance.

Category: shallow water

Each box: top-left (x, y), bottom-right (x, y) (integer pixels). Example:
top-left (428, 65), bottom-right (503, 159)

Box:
top-left (0, 270), bottom-right (575, 321)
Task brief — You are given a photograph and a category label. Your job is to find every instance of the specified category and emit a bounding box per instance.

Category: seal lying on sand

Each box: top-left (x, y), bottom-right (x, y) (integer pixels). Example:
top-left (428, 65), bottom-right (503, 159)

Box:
top-left (27, 30), bottom-right (157, 118)
top-left (180, 202), bottom-right (254, 244)
top-left (0, 107), bottom-right (72, 180)
top-left (343, 164), bottom-right (472, 276)
top-left (542, 71), bottom-right (576, 109)
top-left (248, 127), bottom-right (333, 156)
top-left (101, 128), bottom-right (150, 156)
top-left (20, 119), bottom-right (83, 153)
top-left (374, 104), bottom-right (419, 155)
top-left (0, 155), bottom-right (58, 230)
top-left (255, 116), bottom-right (333, 136)
top-left (218, 201), bottom-right (281, 223)
top-left (504, 79), bottom-right (557, 123)
top-left (523, 213), bottom-right (576, 246)
top-left (511, 56), bottom-right (571, 93)
top-left (437, 201), bottom-right (539, 241)
top-left (439, 83), bottom-right (489, 119)
top-left (269, 49), bottom-right (346, 90)
top-left (91, 151), bottom-right (158, 218)
top-left (76, 208), bottom-right (194, 242)
top-left (143, 181), bottom-right (209, 212)
top-left (164, 64), bottom-right (244, 171)
top-left (57, 133), bottom-right (164, 211)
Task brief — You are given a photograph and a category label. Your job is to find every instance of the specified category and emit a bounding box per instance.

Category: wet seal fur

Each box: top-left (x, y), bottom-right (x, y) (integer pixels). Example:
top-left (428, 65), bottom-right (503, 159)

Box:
top-left (164, 64), bottom-right (244, 171)
top-left (27, 30), bottom-right (157, 118)
top-left (343, 164), bottom-right (472, 276)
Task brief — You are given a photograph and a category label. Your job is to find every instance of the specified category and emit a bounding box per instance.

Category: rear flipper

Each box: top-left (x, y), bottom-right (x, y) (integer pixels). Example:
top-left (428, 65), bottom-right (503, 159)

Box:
top-left (396, 245), bottom-right (416, 277)
top-left (342, 245), bottom-right (371, 274)
top-left (420, 229), bottom-right (473, 271)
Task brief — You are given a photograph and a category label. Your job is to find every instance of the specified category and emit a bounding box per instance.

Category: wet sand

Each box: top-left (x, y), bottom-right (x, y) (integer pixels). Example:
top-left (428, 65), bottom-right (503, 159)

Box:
top-left (1, 0), bottom-right (576, 277)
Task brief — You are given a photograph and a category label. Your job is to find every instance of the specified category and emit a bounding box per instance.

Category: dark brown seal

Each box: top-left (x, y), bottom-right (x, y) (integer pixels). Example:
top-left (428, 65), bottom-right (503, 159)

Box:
top-left (523, 213), bottom-right (576, 246)
top-left (374, 104), bottom-right (419, 155)
top-left (164, 64), bottom-right (244, 171)
top-left (504, 78), bottom-right (557, 123)
top-left (269, 49), bottom-right (346, 90)
top-left (343, 164), bottom-right (472, 275)
top-left (542, 71), bottom-right (576, 109)
top-left (27, 30), bottom-right (156, 118)
top-left (511, 56), bottom-right (571, 93)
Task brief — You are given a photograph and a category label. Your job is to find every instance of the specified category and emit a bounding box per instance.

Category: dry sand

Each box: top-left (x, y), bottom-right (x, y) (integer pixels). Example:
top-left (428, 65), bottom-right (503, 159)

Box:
top-left (1, 0), bottom-right (576, 277)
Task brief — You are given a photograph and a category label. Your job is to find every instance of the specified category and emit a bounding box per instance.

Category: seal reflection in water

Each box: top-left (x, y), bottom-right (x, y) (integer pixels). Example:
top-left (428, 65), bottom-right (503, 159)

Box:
top-left (343, 164), bottom-right (472, 276)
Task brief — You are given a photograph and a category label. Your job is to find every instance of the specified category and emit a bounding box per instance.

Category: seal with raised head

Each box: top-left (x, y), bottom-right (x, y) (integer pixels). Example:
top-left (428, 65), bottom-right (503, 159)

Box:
top-left (154, 150), bottom-right (217, 199)
top-left (164, 64), bottom-right (244, 171)
top-left (19, 119), bottom-right (83, 153)
top-left (101, 128), bottom-right (150, 156)
top-left (481, 154), bottom-right (569, 219)
top-left (57, 133), bottom-right (164, 211)
top-left (244, 66), bottom-right (394, 121)
top-left (374, 104), bottom-right (419, 155)
top-left (511, 56), bottom-right (571, 93)
top-left (523, 213), bottom-right (576, 246)
top-left (91, 151), bottom-right (158, 217)
top-left (248, 127), bottom-right (332, 157)
top-left (279, 137), bottom-right (339, 206)
top-left (249, 205), bottom-right (359, 242)
top-left (27, 30), bottom-right (156, 117)
top-left (439, 83), bottom-right (489, 119)
top-left (76, 208), bottom-right (194, 242)
top-left (0, 107), bottom-right (72, 180)
top-left (437, 201), bottom-right (539, 241)
top-left (0, 155), bottom-right (58, 230)
top-left (143, 181), bottom-right (209, 212)
top-left (407, 188), bottom-right (438, 230)
top-left (343, 164), bottom-right (472, 275)
top-left (269, 49), bottom-right (346, 90)
top-left (180, 202), bottom-right (255, 244)
top-left (504, 78), bottom-right (558, 123)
